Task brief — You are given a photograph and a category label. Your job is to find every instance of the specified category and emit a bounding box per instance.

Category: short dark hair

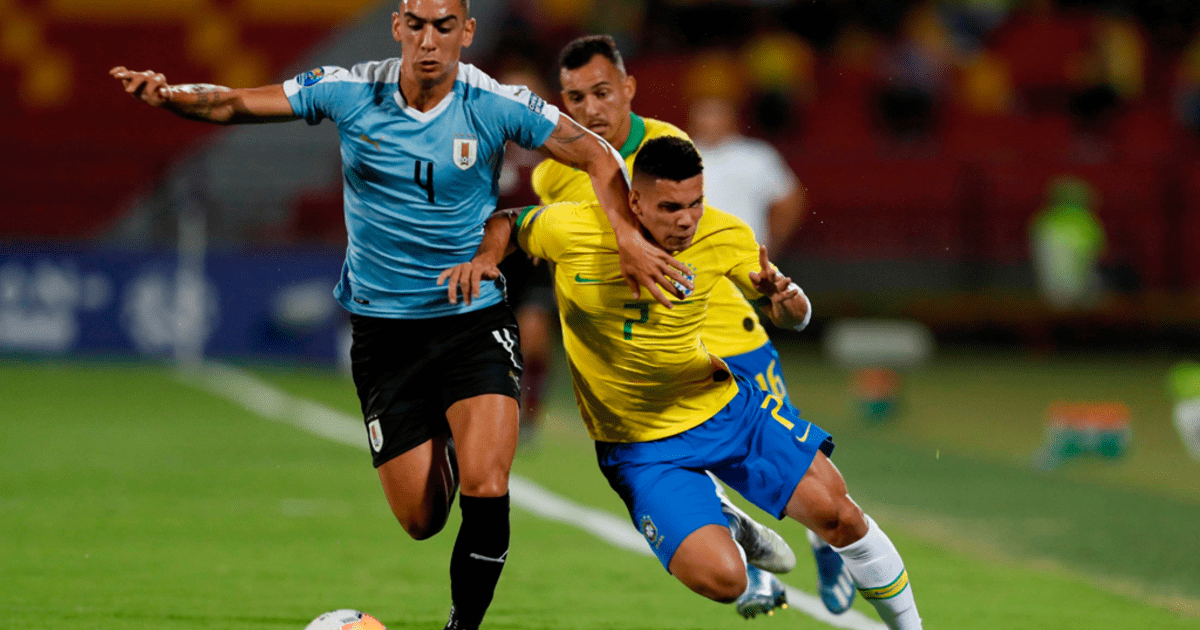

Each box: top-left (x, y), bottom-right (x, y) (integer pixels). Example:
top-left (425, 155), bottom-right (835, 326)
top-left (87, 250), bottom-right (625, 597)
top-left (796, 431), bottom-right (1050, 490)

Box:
top-left (632, 136), bottom-right (704, 182)
top-left (558, 34), bottom-right (625, 74)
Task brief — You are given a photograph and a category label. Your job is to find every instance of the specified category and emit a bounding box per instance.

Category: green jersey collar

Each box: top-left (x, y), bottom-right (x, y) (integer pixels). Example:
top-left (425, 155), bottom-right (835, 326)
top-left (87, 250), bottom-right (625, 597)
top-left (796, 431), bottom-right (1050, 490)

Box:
top-left (618, 113), bottom-right (646, 159)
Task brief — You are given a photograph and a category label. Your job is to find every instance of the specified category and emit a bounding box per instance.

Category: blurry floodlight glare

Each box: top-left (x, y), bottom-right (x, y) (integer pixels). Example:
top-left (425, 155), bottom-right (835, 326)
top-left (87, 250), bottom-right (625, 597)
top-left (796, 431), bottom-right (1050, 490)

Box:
top-left (823, 318), bottom-right (935, 369)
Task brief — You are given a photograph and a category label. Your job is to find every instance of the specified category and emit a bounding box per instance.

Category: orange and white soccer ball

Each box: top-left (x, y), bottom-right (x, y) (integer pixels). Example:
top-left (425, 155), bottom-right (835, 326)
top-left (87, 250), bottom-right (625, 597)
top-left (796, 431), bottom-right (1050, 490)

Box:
top-left (304, 610), bottom-right (386, 630)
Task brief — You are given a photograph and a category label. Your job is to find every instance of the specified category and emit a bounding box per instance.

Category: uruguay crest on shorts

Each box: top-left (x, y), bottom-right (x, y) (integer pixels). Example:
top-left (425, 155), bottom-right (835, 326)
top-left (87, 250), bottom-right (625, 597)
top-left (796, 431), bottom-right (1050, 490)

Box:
top-left (367, 417), bottom-right (384, 452)
top-left (453, 135), bottom-right (477, 170)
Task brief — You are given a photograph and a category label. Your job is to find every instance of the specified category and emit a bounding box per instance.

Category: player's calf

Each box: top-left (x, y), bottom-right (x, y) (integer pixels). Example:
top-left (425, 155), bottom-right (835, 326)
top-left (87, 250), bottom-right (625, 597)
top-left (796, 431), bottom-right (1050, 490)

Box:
top-left (786, 454), bottom-right (922, 629)
top-left (832, 514), bottom-right (922, 629)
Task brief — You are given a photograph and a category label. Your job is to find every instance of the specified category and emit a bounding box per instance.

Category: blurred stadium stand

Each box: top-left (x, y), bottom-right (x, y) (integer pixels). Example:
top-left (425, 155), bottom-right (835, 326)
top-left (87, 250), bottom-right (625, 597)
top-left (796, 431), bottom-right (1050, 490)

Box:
top-left (4, 0), bottom-right (1200, 359)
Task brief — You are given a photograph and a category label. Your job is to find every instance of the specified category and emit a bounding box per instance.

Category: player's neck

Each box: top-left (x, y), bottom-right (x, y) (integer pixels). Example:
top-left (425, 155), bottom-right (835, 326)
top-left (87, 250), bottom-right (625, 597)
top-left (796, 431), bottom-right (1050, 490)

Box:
top-left (609, 113), bottom-right (633, 151)
top-left (399, 65), bottom-right (457, 112)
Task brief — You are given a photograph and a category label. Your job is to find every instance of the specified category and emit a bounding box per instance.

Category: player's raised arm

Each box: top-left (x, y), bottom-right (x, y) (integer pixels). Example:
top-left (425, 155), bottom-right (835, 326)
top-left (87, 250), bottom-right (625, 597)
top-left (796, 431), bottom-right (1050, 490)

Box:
top-left (110, 67), bottom-right (298, 125)
top-left (537, 115), bottom-right (692, 307)
top-left (746, 246), bottom-right (812, 331)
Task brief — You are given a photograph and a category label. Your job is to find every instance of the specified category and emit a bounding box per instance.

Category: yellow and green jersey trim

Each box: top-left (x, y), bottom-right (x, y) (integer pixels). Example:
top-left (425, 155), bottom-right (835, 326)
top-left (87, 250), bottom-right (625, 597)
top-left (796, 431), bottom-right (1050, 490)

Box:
top-left (515, 205), bottom-right (541, 230)
top-left (859, 570), bottom-right (910, 600)
top-left (617, 113), bottom-right (647, 159)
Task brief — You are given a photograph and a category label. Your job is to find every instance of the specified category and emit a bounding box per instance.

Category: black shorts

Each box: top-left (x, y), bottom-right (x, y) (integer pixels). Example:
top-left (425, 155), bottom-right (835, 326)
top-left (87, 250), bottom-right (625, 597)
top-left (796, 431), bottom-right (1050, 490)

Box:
top-left (350, 303), bottom-right (524, 467)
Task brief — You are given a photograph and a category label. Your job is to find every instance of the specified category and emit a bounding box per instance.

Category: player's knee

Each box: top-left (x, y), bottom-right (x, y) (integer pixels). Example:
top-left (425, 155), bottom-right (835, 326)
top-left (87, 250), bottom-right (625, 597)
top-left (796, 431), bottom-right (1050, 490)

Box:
top-left (678, 556), bottom-right (747, 603)
top-left (393, 501), bottom-right (452, 541)
top-left (813, 495), bottom-right (867, 548)
top-left (702, 564), bottom-right (748, 603)
top-left (398, 511), bottom-right (449, 541)
top-left (458, 471), bottom-right (509, 498)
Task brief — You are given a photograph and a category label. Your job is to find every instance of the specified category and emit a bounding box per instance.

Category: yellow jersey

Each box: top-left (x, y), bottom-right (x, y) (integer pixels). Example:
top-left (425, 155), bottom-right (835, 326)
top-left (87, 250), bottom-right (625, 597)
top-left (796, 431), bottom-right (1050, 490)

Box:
top-left (517, 201), bottom-right (771, 443)
top-left (530, 113), bottom-right (769, 358)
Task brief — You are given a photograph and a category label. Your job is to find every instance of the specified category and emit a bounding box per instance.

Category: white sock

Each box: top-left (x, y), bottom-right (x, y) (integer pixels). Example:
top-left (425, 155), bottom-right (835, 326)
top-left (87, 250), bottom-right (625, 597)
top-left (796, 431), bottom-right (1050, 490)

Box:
top-left (832, 514), bottom-right (922, 630)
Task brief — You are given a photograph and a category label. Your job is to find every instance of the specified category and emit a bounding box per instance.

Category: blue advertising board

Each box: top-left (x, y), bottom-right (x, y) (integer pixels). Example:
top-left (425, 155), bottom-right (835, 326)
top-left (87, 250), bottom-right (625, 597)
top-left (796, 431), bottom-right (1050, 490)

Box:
top-left (0, 246), bottom-right (348, 363)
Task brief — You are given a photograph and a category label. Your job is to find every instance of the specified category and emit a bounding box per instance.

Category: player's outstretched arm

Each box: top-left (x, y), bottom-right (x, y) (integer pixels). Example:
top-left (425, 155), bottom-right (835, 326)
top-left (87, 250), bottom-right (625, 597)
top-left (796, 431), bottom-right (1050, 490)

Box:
top-left (110, 67), bottom-right (299, 125)
top-left (536, 115), bottom-right (692, 308)
top-left (747, 246), bottom-right (811, 331)
top-left (437, 209), bottom-right (519, 306)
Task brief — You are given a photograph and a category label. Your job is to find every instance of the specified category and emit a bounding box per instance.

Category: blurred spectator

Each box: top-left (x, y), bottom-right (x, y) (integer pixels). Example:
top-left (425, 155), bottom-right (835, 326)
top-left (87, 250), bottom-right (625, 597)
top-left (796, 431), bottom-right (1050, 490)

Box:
top-left (682, 50), bottom-right (746, 103)
top-left (938, 0), bottom-right (1015, 54)
top-left (990, 0), bottom-right (1090, 112)
top-left (739, 15), bottom-right (817, 133)
top-left (873, 1), bottom-right (954, 141)
top-left (1065, 13), bottom-right (1145, 137)
top-left (1029, 176), bottom-right (1106, 310)
top-left (687, 94), bottom-right (806, 254)
top-left (956, 50), bottom-right (1016, 115)
top-left (1173, 32), bottom-right (1200, 135)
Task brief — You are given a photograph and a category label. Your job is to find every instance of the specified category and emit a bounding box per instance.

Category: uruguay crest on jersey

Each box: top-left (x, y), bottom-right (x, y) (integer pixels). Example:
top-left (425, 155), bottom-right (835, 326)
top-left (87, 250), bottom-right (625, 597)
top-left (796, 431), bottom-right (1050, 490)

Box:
top-left (453, 135), bottom-right (478, 170)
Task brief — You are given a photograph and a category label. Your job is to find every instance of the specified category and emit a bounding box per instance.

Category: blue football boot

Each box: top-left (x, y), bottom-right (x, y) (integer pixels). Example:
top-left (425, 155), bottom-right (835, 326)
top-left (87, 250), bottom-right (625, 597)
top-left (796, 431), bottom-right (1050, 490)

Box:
top-left (736, 565), bottom-right (788, 619)
top-left (808, 529), bottom-right (856, 614)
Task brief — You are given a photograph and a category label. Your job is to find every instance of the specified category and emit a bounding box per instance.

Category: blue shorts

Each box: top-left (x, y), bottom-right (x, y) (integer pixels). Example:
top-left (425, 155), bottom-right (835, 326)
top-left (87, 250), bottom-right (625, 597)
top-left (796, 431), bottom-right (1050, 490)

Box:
top-left (596, 377), bottom-right (833, 571)
top-left (721, 342), bottom-right (800, 419)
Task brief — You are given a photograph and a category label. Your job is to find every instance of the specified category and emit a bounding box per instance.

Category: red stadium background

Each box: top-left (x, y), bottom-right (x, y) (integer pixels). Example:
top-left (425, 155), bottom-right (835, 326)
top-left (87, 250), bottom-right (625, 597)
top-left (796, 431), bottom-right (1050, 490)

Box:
top-left (3, 0), bottom-right (1200, 348)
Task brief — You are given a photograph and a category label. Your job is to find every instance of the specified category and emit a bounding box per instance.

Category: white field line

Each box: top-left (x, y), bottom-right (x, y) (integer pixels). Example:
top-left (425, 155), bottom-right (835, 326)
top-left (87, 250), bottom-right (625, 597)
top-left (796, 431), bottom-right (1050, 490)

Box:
top-left (180, 362), bottom-right (885, 630)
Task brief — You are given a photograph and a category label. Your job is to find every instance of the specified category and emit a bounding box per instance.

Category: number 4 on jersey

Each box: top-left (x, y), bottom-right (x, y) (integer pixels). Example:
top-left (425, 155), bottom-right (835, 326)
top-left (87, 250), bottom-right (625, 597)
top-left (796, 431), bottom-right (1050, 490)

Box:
top-left (414, 160), bottom-right (434, 203)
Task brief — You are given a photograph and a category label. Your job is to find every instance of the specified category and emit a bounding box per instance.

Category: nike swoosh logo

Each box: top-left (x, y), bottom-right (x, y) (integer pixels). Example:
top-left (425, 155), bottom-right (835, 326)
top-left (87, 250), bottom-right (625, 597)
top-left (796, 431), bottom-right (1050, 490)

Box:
top-left (469, 550), bottom-right (508, 564)
top-left (574, 273), bottom-right (603, 283)
top-left (796, 422), bottom-right (813, 443)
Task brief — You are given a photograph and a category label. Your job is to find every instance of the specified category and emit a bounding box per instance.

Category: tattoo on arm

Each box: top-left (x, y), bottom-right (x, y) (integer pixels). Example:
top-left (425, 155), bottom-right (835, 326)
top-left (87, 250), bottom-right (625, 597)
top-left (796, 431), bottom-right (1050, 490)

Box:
top-left (549, 117), bottom-right (587, 145)
top-left (171, 83), bottom-right (231, 120)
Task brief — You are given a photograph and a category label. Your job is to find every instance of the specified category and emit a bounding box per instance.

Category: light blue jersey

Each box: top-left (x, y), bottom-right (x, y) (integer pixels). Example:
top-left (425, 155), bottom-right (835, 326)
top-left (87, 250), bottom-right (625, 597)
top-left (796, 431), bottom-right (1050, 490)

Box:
top-left (284, 59), bottom-right (561, 318)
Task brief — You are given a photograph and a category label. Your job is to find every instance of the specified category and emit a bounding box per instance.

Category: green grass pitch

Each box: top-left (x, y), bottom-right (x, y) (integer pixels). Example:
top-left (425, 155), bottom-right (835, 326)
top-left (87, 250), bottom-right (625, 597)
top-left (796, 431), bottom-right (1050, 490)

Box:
top-left (2, 346), bottom-right (1198, 629)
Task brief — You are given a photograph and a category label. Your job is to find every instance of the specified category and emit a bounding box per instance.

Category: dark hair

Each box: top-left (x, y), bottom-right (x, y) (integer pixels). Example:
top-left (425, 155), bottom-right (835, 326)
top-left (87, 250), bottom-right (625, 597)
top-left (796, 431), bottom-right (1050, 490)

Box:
top-left (558, 34), bottom-right (625, 74)
top-left (632, 136), bottom-right (704, 182)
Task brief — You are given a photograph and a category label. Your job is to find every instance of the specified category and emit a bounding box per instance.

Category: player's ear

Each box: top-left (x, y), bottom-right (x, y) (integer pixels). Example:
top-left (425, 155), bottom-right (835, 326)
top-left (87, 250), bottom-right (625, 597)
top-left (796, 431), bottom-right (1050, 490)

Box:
top-left (629, 187), bottom-right (642, 218)
top-left (461, 17), bottom-right (476, 47)
top-left (391, 12), bottom-right (403, 42)
top-left (624, 74), bottom-right (636, 102)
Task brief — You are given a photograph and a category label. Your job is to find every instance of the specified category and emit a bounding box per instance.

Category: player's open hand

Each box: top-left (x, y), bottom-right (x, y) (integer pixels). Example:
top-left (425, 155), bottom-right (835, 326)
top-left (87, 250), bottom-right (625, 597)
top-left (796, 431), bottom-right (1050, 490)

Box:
top-left (438, 260), bottom-right (501, 306)
top-left (110, 67), bottom-right (171, 107)
top-left (747, 246), bottom-right (804, 323)
top-left (617, 230), bottom-right (695, 309)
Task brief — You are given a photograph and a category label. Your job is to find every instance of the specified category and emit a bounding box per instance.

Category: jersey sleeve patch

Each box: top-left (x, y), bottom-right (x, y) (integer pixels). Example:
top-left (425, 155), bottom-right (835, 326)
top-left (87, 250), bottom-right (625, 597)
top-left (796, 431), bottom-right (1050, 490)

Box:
top-left (297, 67), bottom-right (325, 87)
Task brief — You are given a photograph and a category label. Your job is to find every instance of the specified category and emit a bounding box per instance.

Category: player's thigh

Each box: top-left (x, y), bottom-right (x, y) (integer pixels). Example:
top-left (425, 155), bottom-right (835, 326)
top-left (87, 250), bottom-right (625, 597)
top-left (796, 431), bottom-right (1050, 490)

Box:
top-left (349, 313), bottom-right (452, 468)
top-left (721, 342), bottom-right (798, 416)
top-left (515, 301), bottom-right (553, 358)
top-left (595, 446), bottom-right (728, 573)
top-left (782, 452), bottom-right (867, 547)
top-left (709, 377), bottom-right (833, 519)
top-left (376, 432), bottom-right (455, 538)
top-left (438, 304), bottom-right (524, 496)
top-left (446, 394), bottom-right (518, 497)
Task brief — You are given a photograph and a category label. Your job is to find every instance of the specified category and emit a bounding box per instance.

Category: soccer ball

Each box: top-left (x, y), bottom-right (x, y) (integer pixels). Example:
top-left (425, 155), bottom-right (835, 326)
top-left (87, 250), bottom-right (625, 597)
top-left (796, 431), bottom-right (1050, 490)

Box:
top-left (304, 610), bottom-right (386, 630)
